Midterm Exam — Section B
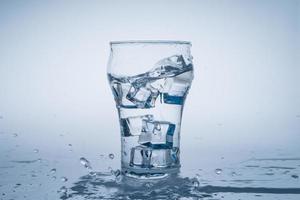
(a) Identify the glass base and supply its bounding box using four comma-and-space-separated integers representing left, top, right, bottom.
121, 164, 180, 179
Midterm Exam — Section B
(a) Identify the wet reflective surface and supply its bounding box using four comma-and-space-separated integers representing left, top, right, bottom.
0, 127, 300, 200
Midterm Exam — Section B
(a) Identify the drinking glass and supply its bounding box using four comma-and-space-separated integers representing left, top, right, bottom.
107, 40, 194, 178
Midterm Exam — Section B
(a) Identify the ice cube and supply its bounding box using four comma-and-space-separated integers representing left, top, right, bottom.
110, 81, 137, 108
148, 55, 191, 78
120, 115, 153, 136
129, 146, 173, 168
163, 70, 193, 105
138, 120, 175, 149
130, 145, 152, 168
170, 147, 180, 164
126, 85, 159, 108
151, 149, 172, 167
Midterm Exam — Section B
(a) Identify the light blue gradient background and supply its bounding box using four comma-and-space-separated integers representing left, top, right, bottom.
0, 0, 299, 198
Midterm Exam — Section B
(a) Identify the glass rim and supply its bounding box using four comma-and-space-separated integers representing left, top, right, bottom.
110, 40, 191, 45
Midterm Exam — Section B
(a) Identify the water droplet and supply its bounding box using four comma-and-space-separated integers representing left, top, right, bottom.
89, 171, 97, 176
58, 186, 67, 194
13, 133, 18, 137
33, 149, 39, 153
52, 176, 56, 180
79, 157, 92, 170
291, 174, 299, 179
112, 169, 121, 177
215, 168, 222, 175
191, 178, 199, 187
196, 173, 201, 179
61, 177, 68, 182
68, 144, 72, 147
49, 168, 56, 174
231, 171, 237, 176
109, 153, 115, 159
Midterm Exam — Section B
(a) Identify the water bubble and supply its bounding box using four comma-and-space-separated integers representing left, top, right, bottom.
52, 176, 56, 180
13, 133, 18, 137
61, 177, 68, 182
215, 168, 222, 175
79, 157, 92, 170
231, 171, 237, 176
33, 149, 39, 153
50, 168, 56, 174
291, 174, 299, 179
109, 153, 115, 159
68, 144, 72, 147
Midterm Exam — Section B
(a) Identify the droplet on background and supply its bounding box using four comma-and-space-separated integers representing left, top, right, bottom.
109, 153, 115, 159
50, 168, 56, 174
80, 157, 92, 170
33, 149, 39, 153
61, 177, 68, 182
215, 168, 222, 175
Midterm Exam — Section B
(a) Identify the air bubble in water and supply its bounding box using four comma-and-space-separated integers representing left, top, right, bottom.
33, 149, 39, 153
13, 133, 18, 137
61, 177, 68, 182
79, 157, 92, 170
109, 153, 115, 159
215, 168, 222, 175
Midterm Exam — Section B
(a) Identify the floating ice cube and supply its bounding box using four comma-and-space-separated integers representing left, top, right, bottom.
126, 85, 159, 108
139, 120, 175, 149
130, 145, 152, 168
163, 70, 193, 105
148, 55, 189, 78
120, 115, 153, 136
151, 149, 172, 167
130, 146, 173, 168
110, 81, 137, 108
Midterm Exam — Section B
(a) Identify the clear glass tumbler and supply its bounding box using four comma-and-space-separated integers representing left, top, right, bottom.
107, 40, 194, 178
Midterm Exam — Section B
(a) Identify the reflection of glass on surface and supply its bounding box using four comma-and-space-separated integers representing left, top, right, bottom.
107, 40, 194, 178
